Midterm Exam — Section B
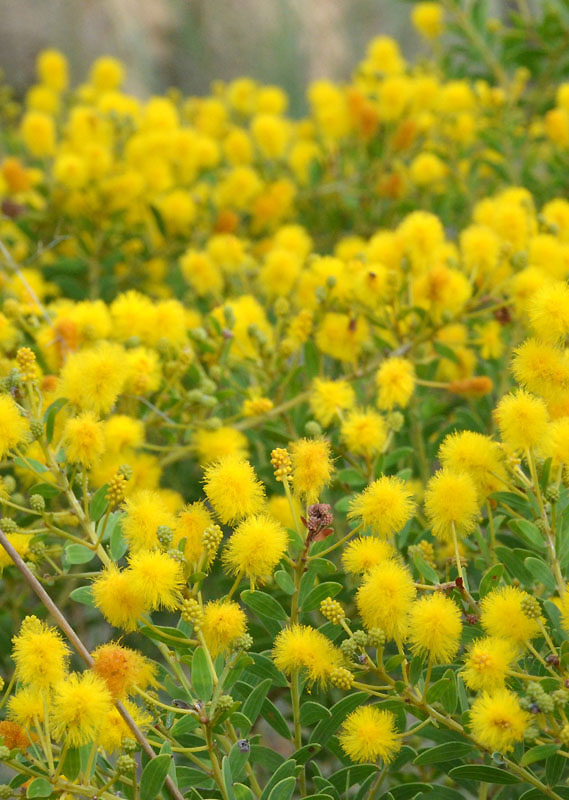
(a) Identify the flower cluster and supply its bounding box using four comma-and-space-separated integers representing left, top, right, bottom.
2, 3, 569, 799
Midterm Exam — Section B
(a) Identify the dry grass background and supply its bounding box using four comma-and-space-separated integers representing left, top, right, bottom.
0, 0, 415, 112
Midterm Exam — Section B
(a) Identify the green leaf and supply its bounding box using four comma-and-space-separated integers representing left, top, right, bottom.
27, 778, 53, 798
412, 550, 439, 584
44, 397, 68, 444
414, 742, 474, 765
242, 678, 272, 725
546, 751, 565, 785
61, 746, 81, 781
292, 743, 321, 765
110, 516, 127, 561
250, 745, 285, 773
14, 456, 48, 474
301, 582, 343, 612
261, 696, 292, 740
419, 790, 464, 800
140, 754, 172, 800
409, 653, 424, 686
520, 790, 569, 800
329, 765, 377, 790
170, 715, 200, 737
520, 742, 560, 766
433, 341, 460, 363
64, 544, 95, 565
89, 484, 109, 522
222, 756, 236, 800
508, 520, 546, 552
69, 585, 94, 606
274, 569, 295, 595
268, 777, 296, 800
448, 764, 520, 784
246, 652, 289, 688
234, 784, 255, 800
29, 482, 60, 499
228, 742, 251, 782
300, 701, 331, 726
495, 546, 532, 584
304, 340, 320, 379
260, 760, 296, 800
310, 692, 369, 745
177, 766, 213, 789
139, 625, 193, 650
524, 556, 556, 591
478, 563, 504, 598
426, 677, 450, 704
192, 647, 213, 701
337, 468, 366, 488
383, 783, 432, 799
241, 590, 287, 622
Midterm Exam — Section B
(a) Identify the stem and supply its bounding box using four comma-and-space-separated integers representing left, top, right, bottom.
290, 670, 307, 796
422, 653, 434, 702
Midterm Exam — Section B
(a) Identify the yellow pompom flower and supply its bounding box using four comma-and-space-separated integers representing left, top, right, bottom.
8, 687, 46, 728
12, 616, 69, 690
424, 469, 479, 542
290, 437, 333, 503
494, 389, 549, 452
194, 426, 248, 465
411, 2, 444, 39
357, 560, 416, 642
376, 358, 415, 410
203, 455, 265, 524
348, 476, 415, 538
92, 565, 149, 632
0, 395, 29, 459
52, 672, 113, 747
89, 56, 124, 92
98, 700, 151, 754
462, 637, 517, 691
315, 313, 369, 363
342, 537, 395, 575
0, 533, 31, 569
511, 338, 569, 403
223, 514, 289, 582
92, 642, 156, 700
63, 412, 105, 467
37, 49, 69, 91
438, 431, 507, 500
480, 586, 540, 648
273, 624, 342, 686
201, 600, 247, 657
61, 343, 127, 415
21, 111, 56, 157
408, 593, 462, 663
121, 490, 176, 552
469, 689, 529, 753
128, 550, 183, 611
339, 706, 401, 764
529, 281, 569, 344
544, 418, 569, 466
309, 378, 356, 426
173, 502, 213, 565
341, 408, 387, 458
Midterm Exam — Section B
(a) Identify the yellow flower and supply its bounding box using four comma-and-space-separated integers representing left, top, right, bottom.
52, 672, 113, 747
61, 343, 127, 415
494, 389, 549, 452
424, 469, 479, 542
290, 438, 333, 503
376, 358, 415, 410
172, 502, 213, 565
0, 533, 31, 569
437, 431, 507, 500
203, 455, 265, 524
92, 565, 149, 632
469, 689, 529, 754
341, 408, 387, 458
242, 397, 274, 417
315, 313, 369, 363
201, 600, 247, 657
121, 490, 176, 552
408, 593, 462, 663
309, 378, 356, 426
348, 476, 415, 538
63, 412, 105, 467
98, 700, 150, 754
92, 642, 156, 700
37, 49, 68, 91
128, 550, 183, 611
529, 281, 569, 344
511, 339, 569, 402
339, 706, 401, 764
194, 426, 248, 465
223, 514, 289, 582
462, 637, 517, 691
342, 537, 395, 575
411, 2, 444, 39
12, 616, 69, 690
8, 687, 45, 728
480, 586, 540, 648
273, 624, 342, 686
21, 111, 56, 157
0, 395, 29, 459
357, 560, 416, 642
